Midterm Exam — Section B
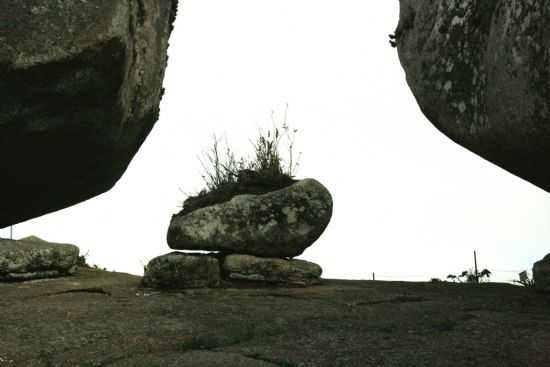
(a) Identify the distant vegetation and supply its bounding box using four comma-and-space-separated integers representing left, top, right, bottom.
76, 251, 107, 271
179, 120, 301, 215
513, 271, 535, 287
446, 269, 492, 283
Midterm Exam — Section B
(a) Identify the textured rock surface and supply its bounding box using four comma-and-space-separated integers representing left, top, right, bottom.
0, 0, 178, 227
222, 254, 322, 286
2, 268, 550, 366
0, 236, 79, 281
142, 252, 221, 289
168, 179, 333, 258
396, 0, 550, 192
533, 253, 550, 292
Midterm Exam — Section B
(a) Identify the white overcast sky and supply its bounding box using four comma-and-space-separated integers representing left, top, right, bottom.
4, 1, 550, 282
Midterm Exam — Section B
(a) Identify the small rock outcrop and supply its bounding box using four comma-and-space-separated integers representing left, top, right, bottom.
395, 0, 550, 192
0, 0, 178, 227
0, 236, 79, 281
533, 254, 550, 292
222, 254, 322, 286
142, 252, 220, 289
167, 179, 333, 258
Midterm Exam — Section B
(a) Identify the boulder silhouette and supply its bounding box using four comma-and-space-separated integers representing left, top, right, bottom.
0, 0, 178, 227
395, 0, 550, 192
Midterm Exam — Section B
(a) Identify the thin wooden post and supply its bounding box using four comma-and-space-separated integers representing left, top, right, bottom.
9, 226, 13, 240
474, 250, 479, 284
372, 272, 375, 281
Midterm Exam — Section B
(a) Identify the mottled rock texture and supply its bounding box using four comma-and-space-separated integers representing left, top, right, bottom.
396, 0, 550, 191
0, 0, 178, 227
0, 236, 79, 281
167, 179, 333, 258
4, 268, 549, 366
533, 253, 550, 292
222, 254, 322, 286
142, 252, 221, 289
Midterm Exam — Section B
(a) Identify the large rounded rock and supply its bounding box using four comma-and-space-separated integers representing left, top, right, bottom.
533, 254, 550, 292
222, 254, 322, 286
395, 0, 550, 192
0, 236, 79, 281
142, 252, 221, 289
0, 0, 178, 227
167, 179, 333, 258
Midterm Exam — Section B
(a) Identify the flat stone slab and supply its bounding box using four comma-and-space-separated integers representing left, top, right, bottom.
168, 178, 333, 258
222, 254, 322, 286
0, 236, 79, 281
1, 268, 548, 366
142, 252, 220, 289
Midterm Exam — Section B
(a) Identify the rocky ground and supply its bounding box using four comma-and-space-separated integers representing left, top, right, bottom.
1, 268, 549, 367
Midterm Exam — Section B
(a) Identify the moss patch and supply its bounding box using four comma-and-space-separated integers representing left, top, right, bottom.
178, 169, 296, 216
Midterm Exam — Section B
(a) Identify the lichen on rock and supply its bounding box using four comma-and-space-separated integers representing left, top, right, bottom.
0, 0, 179, 227
167, 179, 333, 258
222, 254, 322, 286
142, 252, 221, 289
396, 0, 550, 192
0, 236, 80, 281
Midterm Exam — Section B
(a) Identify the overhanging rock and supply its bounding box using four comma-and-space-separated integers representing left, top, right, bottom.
0, 0, 178, 227
395, 0, 550, 192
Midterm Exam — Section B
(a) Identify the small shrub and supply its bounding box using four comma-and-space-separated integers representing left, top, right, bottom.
77, 251, 107, 271
447, 269, 491, 283
76, 251, 91, 268
446, 274, 458, 282
179, 119, 301, 215
513, 270, 535, 287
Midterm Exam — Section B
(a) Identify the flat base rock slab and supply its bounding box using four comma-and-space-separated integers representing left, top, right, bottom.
533, 254, 550, 292
168, 178, 333, 258
0, 236, 79, 281
142, 252, 220, 289
222, 254, 322, 286
1, 268, 549, 367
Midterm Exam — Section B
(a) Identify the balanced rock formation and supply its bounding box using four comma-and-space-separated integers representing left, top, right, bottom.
167, 179, 333, 258
395, 0, 550, 192
222, 254, 322, 286
0, 0, 178, 227
533, 254, 550, 292
0, 236, 79, 281
142, 252, 221, 289
144, 178, 331, 289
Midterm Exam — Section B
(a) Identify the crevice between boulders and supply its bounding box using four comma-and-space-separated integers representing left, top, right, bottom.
350, 295, 426, 307
32, 287, 112, 298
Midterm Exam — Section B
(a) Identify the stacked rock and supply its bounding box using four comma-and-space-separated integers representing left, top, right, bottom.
0, 236, 80, 281
142, 178, 333, 289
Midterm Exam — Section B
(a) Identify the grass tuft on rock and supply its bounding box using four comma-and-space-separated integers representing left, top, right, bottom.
179, 122, 300, 216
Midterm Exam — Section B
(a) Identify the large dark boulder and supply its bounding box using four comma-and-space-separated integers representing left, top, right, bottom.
395, 0, 550, 192
0, 0, 178, 227
533, 254, 550, 292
